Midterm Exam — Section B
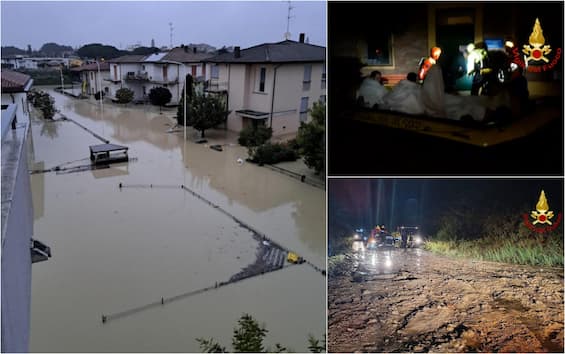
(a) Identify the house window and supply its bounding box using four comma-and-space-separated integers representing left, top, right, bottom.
163, 65, 168, 81
321, 65, 326, 89
258, 67, 266, 92
367, 32, 393, 66
319, 95, 326, 104
303, 64, 312, 91
299, 97, 309, 122
142, 86, 146, 95
91, 72, 94, 80
113, 65, 118, 81
142, 65, 145, 71
211, 65, 219, 79
191, 65, 197, 77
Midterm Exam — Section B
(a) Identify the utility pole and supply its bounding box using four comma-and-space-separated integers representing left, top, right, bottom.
169, 22, 174, 49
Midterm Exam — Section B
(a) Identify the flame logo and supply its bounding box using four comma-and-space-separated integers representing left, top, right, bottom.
529, 18, 546, 46
536, 190, 549, 212
531, 190, 554, 225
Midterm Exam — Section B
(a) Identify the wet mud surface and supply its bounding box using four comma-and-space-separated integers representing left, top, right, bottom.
328, 249, 564, 353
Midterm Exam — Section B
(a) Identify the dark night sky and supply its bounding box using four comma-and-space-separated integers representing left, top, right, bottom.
329, 179, 564, 234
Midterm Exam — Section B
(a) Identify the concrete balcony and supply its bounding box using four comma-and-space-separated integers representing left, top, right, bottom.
125, 72, 149, 82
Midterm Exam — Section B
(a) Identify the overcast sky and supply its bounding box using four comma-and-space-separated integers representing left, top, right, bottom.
1, 0, 326, 50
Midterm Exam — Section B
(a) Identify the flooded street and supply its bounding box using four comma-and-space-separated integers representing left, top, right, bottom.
28, 89, 325, 352
328, 248, 564, 353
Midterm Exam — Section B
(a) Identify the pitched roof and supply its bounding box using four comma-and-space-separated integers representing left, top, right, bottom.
205, 40, 325, 63
107, 55, 147, 63
70, 62, 110, 72
1, 70, 33, 92
161, 47, 214, 63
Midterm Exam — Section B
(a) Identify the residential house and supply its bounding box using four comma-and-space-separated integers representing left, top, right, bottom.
1, 55, 24, 69
106, 48, 212, 104
203, 35, 326, 137
105, 55, 147, 100
70, 62, 110, 95
1, 70, 33, 123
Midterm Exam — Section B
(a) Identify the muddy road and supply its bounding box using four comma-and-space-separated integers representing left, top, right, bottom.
328, 248, 564, 353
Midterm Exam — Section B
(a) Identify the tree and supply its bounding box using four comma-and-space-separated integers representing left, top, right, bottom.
196, 314, 324, 353
115, 88, 134, 104
1, 46, 26, 56
148, 86, 172, 112
296, 101, 325, 174
132, 46, 160, 55
232, 314, 268, 352
28, 90, 56, 120
307, 334, 326, 353
76, 43, 122, 59
39, 42, 74, 57
186, 92, 229, 138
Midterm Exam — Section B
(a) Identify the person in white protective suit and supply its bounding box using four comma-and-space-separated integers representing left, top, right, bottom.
421, 64, 509, 121
381, 72, 425, 115
356, 71, 388, 108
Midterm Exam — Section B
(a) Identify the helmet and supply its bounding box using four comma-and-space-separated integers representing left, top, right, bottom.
431, 47, 442, 60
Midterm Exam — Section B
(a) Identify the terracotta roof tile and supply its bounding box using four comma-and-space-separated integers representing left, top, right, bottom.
1, 70, 32, 92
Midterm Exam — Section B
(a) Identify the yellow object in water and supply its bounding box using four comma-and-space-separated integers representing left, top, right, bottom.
287, 252, 301, 264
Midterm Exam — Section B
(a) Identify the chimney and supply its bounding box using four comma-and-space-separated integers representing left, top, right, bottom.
234, 46, 241, 58
184, 46, 188, 53
299, 33, 305, 43
193, 47, 197, 54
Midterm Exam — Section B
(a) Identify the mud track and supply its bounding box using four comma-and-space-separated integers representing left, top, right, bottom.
328, 249, 563, 353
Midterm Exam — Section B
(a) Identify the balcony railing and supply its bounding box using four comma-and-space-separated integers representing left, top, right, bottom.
125, 72, 149, 81
204, 80, 229, 92
149, 77, 179, 85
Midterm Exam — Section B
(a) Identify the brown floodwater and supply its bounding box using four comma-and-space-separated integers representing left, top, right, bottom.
28, 89, 325, 352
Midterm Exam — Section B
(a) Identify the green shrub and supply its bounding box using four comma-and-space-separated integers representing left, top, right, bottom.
115, 87, 134, 104
238, 125, 273, 147
249, 142, 298, 165
296, 102, 325, 174
28, 90, 56, 119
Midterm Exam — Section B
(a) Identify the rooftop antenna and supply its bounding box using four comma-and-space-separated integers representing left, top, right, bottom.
169, 22, 174, 49
284, 0, 294, 40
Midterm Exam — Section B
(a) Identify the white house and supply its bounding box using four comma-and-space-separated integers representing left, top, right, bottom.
70, 62, 110, 95
105, 54, 146, 101
203, 35, 326, 137
106, 47, 212, 104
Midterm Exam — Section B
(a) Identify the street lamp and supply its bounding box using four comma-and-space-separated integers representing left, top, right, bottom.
96, 59, 104, 112
60, 64, 65, 93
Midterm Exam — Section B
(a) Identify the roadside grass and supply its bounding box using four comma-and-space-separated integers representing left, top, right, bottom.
425, 231, 563, 267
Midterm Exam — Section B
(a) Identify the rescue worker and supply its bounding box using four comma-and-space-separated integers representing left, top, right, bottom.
401, 228, 408, 249
418, 46, 442, 81
466, 42, 490, 95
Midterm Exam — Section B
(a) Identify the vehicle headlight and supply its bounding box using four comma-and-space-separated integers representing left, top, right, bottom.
414, 236, 422, 244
